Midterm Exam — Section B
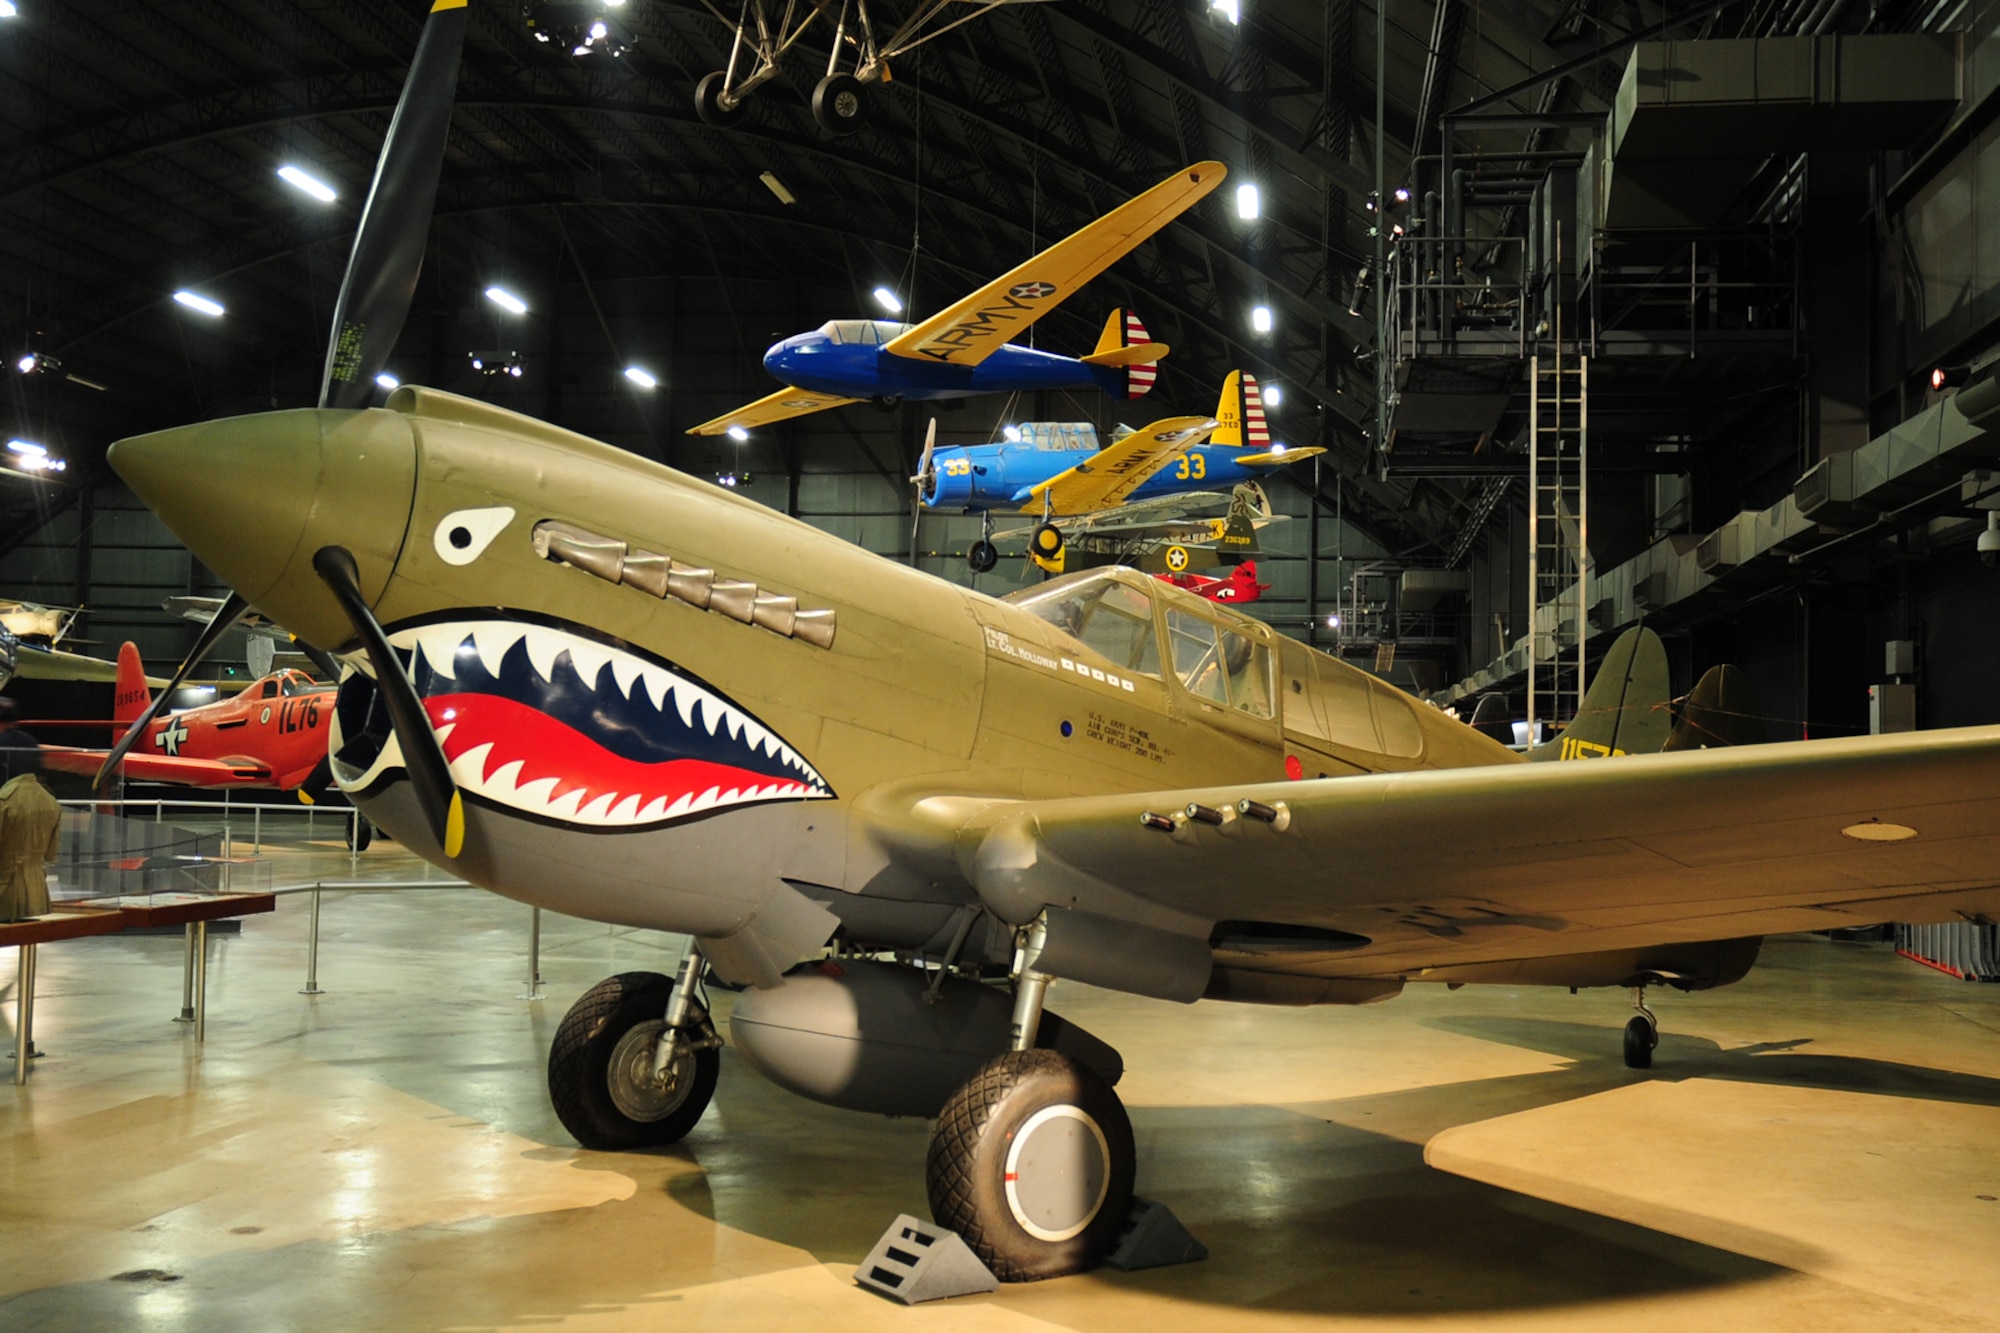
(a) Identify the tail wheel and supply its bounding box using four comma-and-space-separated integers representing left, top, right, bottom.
695, 71, 747, 128
549, 971, 720, 1149
968, 539, 1000, 574
1030, 523, 1064, 560
925, 1050, 1135, 1282
346, 815, 372, 853
812, 73, 869, 135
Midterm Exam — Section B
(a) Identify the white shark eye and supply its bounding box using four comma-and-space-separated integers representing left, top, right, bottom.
434, 506, 516, 566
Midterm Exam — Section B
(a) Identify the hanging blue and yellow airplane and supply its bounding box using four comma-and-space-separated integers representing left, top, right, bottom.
914, 371, 1324, 572
686, 161, 1225, 437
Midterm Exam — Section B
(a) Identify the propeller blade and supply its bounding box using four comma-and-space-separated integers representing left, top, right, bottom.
93, 592, 249, 790
909, 419, 936, 568
293, 637, 343, 684
318, 0, 469, 410
295, 754, 336, 806
310, 546, 463, 858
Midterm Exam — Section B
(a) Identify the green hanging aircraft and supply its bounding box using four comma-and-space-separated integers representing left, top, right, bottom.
100, 0, 2000, 1284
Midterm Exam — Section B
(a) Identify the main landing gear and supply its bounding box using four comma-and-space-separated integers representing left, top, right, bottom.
1623, 984, 1660, 1069
549, 949, 721, 1149
924, 921, 1136, 1280
968, 510, 999, 574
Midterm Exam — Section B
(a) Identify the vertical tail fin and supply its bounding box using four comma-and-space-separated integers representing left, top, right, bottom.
1662, 665, 1767, 749
1528, 626, 1672, 761
113, 642, 151, 726
1082, 309, 1161, 399
1220, 481, 1264, 552
1210, 371, 1270, 448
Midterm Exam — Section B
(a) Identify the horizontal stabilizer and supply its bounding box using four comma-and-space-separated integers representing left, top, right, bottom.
1080, 342, 1169, 368
1232, 447, 1325, 467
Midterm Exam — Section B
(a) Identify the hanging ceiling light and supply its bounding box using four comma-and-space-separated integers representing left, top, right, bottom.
872, 287, 903, 315
277, 164, 338, 203
1251, 305, 1273, 334
485, 286, 528, 315
173, 290, 225, 317
624, 366, 658, 389
1235, 183, 1260, 220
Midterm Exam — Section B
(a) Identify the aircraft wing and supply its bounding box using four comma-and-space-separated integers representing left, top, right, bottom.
40, 747, 273, 787
955, 726, 2000, 984
881, 162, 1225, 367
13, 643, 171, 688
687, 386, 863, 437
1018, 416, 1217, 516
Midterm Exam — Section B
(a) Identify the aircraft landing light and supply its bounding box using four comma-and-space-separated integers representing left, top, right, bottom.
173, 290, 225, 317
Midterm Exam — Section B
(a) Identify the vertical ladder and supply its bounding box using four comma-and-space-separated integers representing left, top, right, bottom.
1525, 350, 1588, 735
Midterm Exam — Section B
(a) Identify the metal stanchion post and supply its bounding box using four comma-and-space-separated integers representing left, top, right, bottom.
174, 924, 197, 1023
12, 943, 37, 1085
300, 888, 323, 995
518, 907, 545, 1001
194, 921, 208, 1043
254, 806, 262, 854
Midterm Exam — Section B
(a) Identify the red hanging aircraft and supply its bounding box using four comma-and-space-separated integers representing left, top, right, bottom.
1155, 559, 1270, 605
40, 643, 336, 794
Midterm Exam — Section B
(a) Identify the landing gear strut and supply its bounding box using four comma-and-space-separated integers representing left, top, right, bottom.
1623, 985, 1659, 1069
924, 918, 1135, 1281
548, 949, 722, 1149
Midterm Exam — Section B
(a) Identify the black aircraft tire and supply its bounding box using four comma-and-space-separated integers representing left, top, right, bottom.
695, 71, 747, 129
813, 73, 869, 135
549, 972, 720, 1150
925, 1049, 1135, 1282
1623, 1015, 1656, 1069
968, 540, 1000, 574
346, 816, 372, 853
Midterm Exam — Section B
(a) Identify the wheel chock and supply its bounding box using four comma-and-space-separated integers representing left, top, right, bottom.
853, 1214, 999, 1303
1103, 1196, 1208, 1271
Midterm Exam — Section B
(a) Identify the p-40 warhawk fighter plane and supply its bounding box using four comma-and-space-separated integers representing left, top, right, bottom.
918, 371, 1324, 571
687, 160, 1225, 438
106, 0, 2000, 1287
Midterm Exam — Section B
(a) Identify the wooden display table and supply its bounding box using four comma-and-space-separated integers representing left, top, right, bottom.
2, 909, 127, 1085
78, 893, 277, 1043
6, 894, 279, 1083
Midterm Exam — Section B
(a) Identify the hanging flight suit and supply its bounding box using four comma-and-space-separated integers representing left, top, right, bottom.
0, 773, 61, 922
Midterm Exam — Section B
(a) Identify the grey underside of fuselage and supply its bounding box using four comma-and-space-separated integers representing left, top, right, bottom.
356, 780, 987, 955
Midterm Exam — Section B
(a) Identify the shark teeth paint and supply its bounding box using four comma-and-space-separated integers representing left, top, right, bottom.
331, 616, 831, 829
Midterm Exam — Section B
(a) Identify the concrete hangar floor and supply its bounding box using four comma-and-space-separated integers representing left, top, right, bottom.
3, 849, 1998, 1331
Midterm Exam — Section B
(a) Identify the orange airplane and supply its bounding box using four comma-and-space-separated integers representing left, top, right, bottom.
41, 642, 336, 795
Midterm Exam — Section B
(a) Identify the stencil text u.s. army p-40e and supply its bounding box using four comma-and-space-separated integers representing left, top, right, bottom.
104, 0, 2000, 1285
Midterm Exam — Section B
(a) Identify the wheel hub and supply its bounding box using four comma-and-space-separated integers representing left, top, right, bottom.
607, 1020, 694, 1123
834, 90, 859, 117
1002, 1104, 1111, 1242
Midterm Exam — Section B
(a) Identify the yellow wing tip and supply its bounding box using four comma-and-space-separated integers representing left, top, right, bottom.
444, 792, 466, 858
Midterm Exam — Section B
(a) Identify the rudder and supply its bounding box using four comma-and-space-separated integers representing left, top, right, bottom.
1210, 371, 1269, 448
113, 641, 150, 726
1527, 626, 1672, 761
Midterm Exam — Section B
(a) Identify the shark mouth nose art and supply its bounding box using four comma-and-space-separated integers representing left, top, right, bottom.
331, 614, 832, 828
